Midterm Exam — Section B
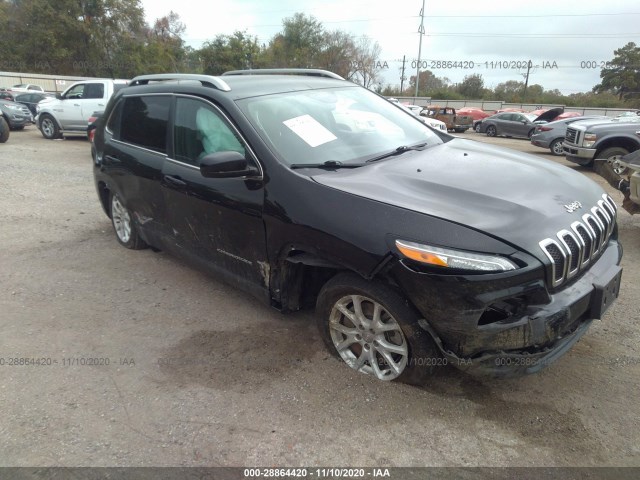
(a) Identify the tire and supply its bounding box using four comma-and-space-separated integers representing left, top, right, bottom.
39, 113, 61, 139
316, 272, 440, 385
527, 129, 535, 140
599, 147, 630, 176
454, 128, 467, 133
0, 117, 9, 143
549, 138, 564, 156
486, 125, 497, 137
474, 122, 482, 133
109, 192, 147, 250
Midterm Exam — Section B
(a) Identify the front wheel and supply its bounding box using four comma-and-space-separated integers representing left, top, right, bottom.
486, 125, 497, 137
599, 147, 630, 176
110, 192, 147, 250
549, 138, 564, 156
527, 129, 535, 140
39, 114, 61, 139
474, 123, 482, 133
316, 273, 440, 384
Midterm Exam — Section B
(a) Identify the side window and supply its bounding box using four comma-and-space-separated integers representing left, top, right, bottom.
83, 84, 104, 99
106, 99, 123, 136
65, 84, 85, 99
173, 97, 246, 166
120, 96, 171, 154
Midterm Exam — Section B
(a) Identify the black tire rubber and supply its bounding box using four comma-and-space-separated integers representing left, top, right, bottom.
527, 129, 535, 140
474, 122, 482, 133
0, 117, 9, 143
549, 138, 564, 156
486, 125, 497, 137
39, 113, 61, 139
109, 191, 147, 250
316, 272, 441, 385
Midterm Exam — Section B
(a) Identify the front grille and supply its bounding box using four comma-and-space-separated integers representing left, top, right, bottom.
565, 127, 579, 145
539, 194, 617, 288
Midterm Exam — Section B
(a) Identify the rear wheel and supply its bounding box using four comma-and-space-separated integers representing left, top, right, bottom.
109, 192, 147, 250
486, 125, 497, 137
599, 147, 630, 176
549, 138, 564, 156
316, 273, 441, 385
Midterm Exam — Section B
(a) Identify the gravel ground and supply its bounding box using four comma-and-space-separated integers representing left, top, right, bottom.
0, 128, 639, 467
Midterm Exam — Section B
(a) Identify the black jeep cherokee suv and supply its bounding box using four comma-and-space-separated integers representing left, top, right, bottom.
93, 70, 623, 382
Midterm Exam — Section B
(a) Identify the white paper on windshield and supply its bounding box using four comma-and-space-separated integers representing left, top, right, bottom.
283, 115, 337, 147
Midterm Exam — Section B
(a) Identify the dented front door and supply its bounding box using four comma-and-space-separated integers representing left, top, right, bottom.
160, 96, 268, 296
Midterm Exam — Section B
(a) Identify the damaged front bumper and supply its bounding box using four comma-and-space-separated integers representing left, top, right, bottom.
393, 240, 623, 377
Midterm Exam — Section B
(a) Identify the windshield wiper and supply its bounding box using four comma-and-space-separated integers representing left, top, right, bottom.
290, 160, 364, 169
365, 143, 428, 164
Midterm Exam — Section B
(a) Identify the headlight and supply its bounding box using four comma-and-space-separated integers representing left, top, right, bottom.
3, 104, 22, 111
395, 240, 517, 272
583, 132, 597, 148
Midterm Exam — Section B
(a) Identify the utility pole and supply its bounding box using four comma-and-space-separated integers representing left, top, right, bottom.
415, 0, 425, 99
522, 60, 532, 99
400, 55, 407, 92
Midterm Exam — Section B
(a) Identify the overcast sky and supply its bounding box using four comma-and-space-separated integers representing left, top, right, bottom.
141, 0, 640, 95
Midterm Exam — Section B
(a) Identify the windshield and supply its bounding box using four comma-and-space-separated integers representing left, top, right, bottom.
237, 86, 443, 167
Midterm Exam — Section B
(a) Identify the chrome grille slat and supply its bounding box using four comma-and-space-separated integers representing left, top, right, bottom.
565, 127, 578, 144
539, 194, 616, 288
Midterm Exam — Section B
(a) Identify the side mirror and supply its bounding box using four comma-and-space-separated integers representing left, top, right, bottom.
56, 93, 63, 100
199, 151, 259, 178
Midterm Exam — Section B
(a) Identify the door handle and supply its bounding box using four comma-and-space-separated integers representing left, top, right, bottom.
163, 175, 187, 188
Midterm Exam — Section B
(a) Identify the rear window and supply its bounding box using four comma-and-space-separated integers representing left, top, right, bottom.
120, 96, 171, 154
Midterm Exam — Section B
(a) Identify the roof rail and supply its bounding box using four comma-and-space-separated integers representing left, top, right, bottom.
128, 74, 231, 92
222, 68, 344, 80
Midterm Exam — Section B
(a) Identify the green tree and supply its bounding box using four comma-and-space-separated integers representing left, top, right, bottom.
594, 42, 640, 101
267, 13, 325, 67
493, 80, 525, 102
457, 74, 484, 98
198, 31, 262, 75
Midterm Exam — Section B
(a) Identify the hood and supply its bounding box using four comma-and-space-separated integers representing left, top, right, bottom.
571, 116, 640, 131
312, 139, 607, 257
533, 107, 564, 123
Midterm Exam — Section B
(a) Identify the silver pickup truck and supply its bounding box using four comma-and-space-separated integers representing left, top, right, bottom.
35, 79, 127, 139
563, 116, 640, 174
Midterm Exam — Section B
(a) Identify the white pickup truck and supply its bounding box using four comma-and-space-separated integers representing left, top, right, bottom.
35, 79, 127, 139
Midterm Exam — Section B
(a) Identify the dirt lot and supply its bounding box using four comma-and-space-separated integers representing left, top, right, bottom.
1, 127, 639, 468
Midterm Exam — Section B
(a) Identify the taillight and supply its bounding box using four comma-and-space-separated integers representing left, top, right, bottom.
89, 129, 95, 143
538, 126, 553, 132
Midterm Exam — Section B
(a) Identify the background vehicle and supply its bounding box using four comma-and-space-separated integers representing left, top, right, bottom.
595, 150, 640, 215
479, 108, 563, 139
0, 99, 33, 130
0, 91, 15, 101
13, 92, 55, 116
10, 83, 44, 93
531, 116, 607, 156
457, 107, 491, 132
423, 106, 473, 132
563, 117, 640, 174
35, 79, 127, 139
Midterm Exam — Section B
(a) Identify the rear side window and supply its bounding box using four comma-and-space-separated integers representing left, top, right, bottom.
120, 96, 171, 154
84, 83, 104, 99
